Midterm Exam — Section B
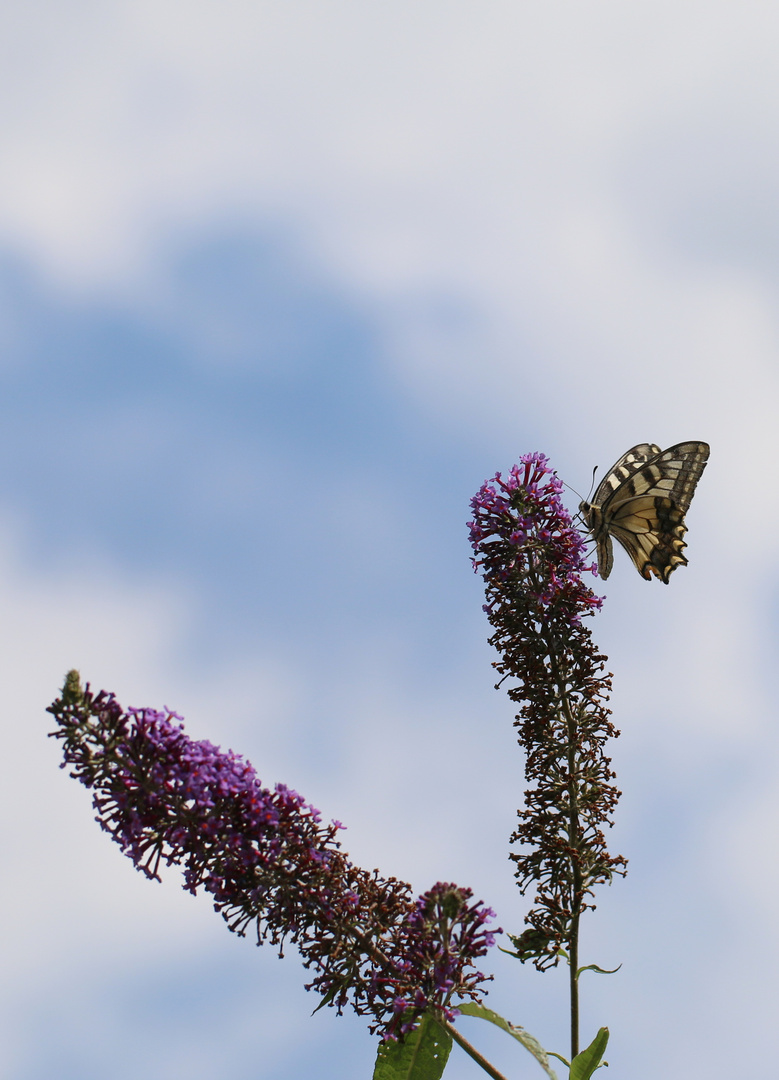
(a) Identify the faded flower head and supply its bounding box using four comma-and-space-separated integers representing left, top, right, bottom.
48, 672, 497, 1037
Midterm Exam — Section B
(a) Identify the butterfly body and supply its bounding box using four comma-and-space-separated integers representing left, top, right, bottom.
579, 441, 710, 582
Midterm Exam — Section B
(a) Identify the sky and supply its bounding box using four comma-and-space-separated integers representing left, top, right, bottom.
1, 3, 778, 1078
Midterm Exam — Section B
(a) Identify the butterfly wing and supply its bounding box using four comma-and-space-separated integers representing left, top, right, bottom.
581, 444, 662, 579
580, 441, 710, 582
607, 493, 690, 582
589, 443, 662, 507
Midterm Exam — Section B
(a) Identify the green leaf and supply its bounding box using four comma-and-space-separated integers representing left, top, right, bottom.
310, 983, 339, 1015
569, 1028, 609, 1080
576, 963, 621, 978
372, 1015, 452, 1080
457, 1002, 559, 1079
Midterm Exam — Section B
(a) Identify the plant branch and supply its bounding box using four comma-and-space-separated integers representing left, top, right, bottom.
444, 1021, 509, 1080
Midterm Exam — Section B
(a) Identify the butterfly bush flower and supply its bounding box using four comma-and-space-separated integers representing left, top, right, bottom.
48, 672, 496, 1039
468, 454, 626, 977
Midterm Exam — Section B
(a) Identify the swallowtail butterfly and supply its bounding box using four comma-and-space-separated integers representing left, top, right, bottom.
579, 442, 710, 582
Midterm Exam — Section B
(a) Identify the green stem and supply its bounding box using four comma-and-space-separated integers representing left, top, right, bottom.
564, 692, 582, 1062
568, 908, 580, 1060
534, 585, 583, 1062
444, 1021, 509, 1080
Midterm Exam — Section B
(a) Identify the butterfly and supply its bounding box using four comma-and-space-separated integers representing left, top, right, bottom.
579, 442, 710, 582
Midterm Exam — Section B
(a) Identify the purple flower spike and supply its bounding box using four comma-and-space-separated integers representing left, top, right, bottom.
48, 672, 497, 1037
469, 455, 626, 969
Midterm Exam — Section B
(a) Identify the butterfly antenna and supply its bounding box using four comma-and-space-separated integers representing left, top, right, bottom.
585, 465, 598, 503
562, 465, 598, 506
561, 465, 599, 505
564, 465, 599, 531
561, 478, 585, 501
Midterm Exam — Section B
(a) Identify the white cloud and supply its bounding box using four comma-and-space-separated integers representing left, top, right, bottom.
2, 3, 778, 457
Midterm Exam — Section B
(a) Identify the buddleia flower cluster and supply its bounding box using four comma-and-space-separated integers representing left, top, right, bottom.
48, 672, 497, 1039
468, 453, 626, 970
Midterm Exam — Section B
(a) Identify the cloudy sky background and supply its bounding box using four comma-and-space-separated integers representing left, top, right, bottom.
1, 3, 777, 1078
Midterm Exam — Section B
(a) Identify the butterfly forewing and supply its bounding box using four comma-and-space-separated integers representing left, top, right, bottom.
589, 443, 661, 508
580, 441, 709, 582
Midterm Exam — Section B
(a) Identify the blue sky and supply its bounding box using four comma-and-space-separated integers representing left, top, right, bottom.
2, 4, 779, 1079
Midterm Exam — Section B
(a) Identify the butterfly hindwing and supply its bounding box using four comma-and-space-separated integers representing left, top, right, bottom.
580, 441, 709, 583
